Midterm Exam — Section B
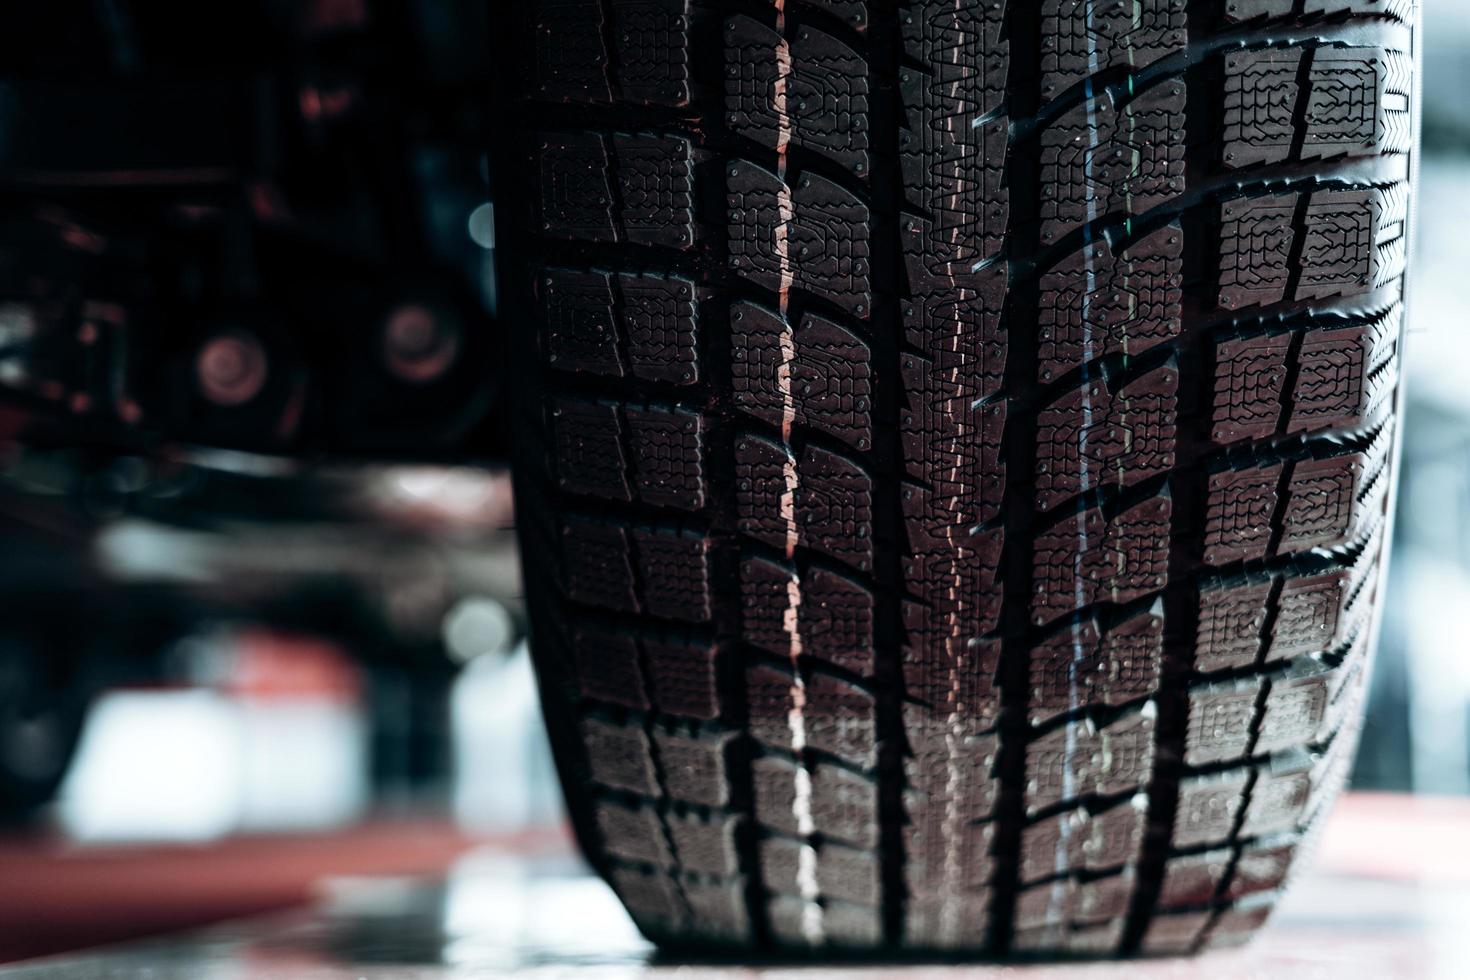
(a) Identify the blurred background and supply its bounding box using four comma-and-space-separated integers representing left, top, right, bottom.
0, 0, 1465, 966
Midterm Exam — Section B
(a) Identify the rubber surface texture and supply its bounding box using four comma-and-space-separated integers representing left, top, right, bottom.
495, 0, 1417, 957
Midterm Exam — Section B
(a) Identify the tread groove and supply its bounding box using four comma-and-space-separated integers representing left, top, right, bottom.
867, 0, 909, 948
988, 0, 1042, 956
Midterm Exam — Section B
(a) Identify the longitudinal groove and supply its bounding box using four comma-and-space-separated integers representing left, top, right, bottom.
1118, 22, 1210, 931
1191, 675, 1271, 951
988, 0, 1040, 957
867, 0, 909, 949
632, 633, 699, 923
702, 0, 773, 944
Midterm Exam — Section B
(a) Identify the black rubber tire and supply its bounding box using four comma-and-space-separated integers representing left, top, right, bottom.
494, 0, 1418, 957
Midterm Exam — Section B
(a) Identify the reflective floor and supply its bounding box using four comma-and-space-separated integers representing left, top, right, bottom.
5, 794, 1470, 979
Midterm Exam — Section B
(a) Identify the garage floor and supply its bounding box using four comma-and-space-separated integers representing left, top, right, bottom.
2, 794, 1466, 979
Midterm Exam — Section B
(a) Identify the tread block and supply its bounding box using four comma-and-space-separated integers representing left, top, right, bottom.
899, 257, 1007, 402
1156, 847, 1231, 910
596, 798, 673, 867
768, 896, 883, 947
1185, 678, 1262, 766
583, 717, 658, 795
902, 813, 996, 906
741, 558, 875, 675
1029, 609, 1165, 725
727, 163, 872, 316
822, 900, 885, 946
1015, 869, 1136, 932
668, 810, 741, 877
1290, 321, 1397, 435
530, 0, 612, 103
1031, 495, 1172, 626
534, 133, 695, 248
1186, 651, 1362, 764
541, 272, 700, 384
536, 133, 616, 241
1218, 186, 1407, 310
1241, 759, 1315, 838
1202, 464, 1282, 566
1217, 192, 1295, 310
625, 406, 706, 510
572, 628, 648, 710
541, 270, 621, 377
1277, 454, 1367, 555
612, 134, 697, 249
1172, 769, 1250, 847
551, 399, 631, 501
620, 276, 701, 384
809, 0, 869, 29
608, 865, 682, 929
1040, 0, 1186, 98
900, 359, 1006, 521
1224, 841, 1297, 902
655, 728, 734, 808
747, 664, 877, 767
1202, 897, 1276, 949
1035, 365, 1178, 512
903, 720, 1000, 820
1038, 224, 1184, 380
631, 528, 713, 622
902, 526, 1006, 670
645, 637, 721, 719
1084, 797, 1150, 872
901, 722, 998, 915
904, 894, 991, 951
1014, 918, 1125, 955
563, 520, 640, 613
531, 0, 692, 106
561, 521, 712, 621
608, 869, 752, 944
1025, 707, 1156, 813
550, 399, 707, 510
752, 755, 878, 848
1255, 664, 1339, 755
1196, 568, 1360, 673
900, 1, 1009, 266
1039, 81, 1186, 243
609, 0, 692, 107
683, 878, 752, 942
1272, 571, 1356, 659
731, 303, 873, 450
1139, 909, 1212, 954
902, 637, 1002, 726
1194, 580, 1272, 673
735, 436, 875, 570
1211, 332, 1292, 445
569, 627, 719, 720
732, 434, 810, 554
824, 839, 881, 908
725, 18, 870, 177
1019, 796, 1148, 882
1223, 47, 1412, 169
1214, 319, 1398, 446
761, 836, 880, 907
